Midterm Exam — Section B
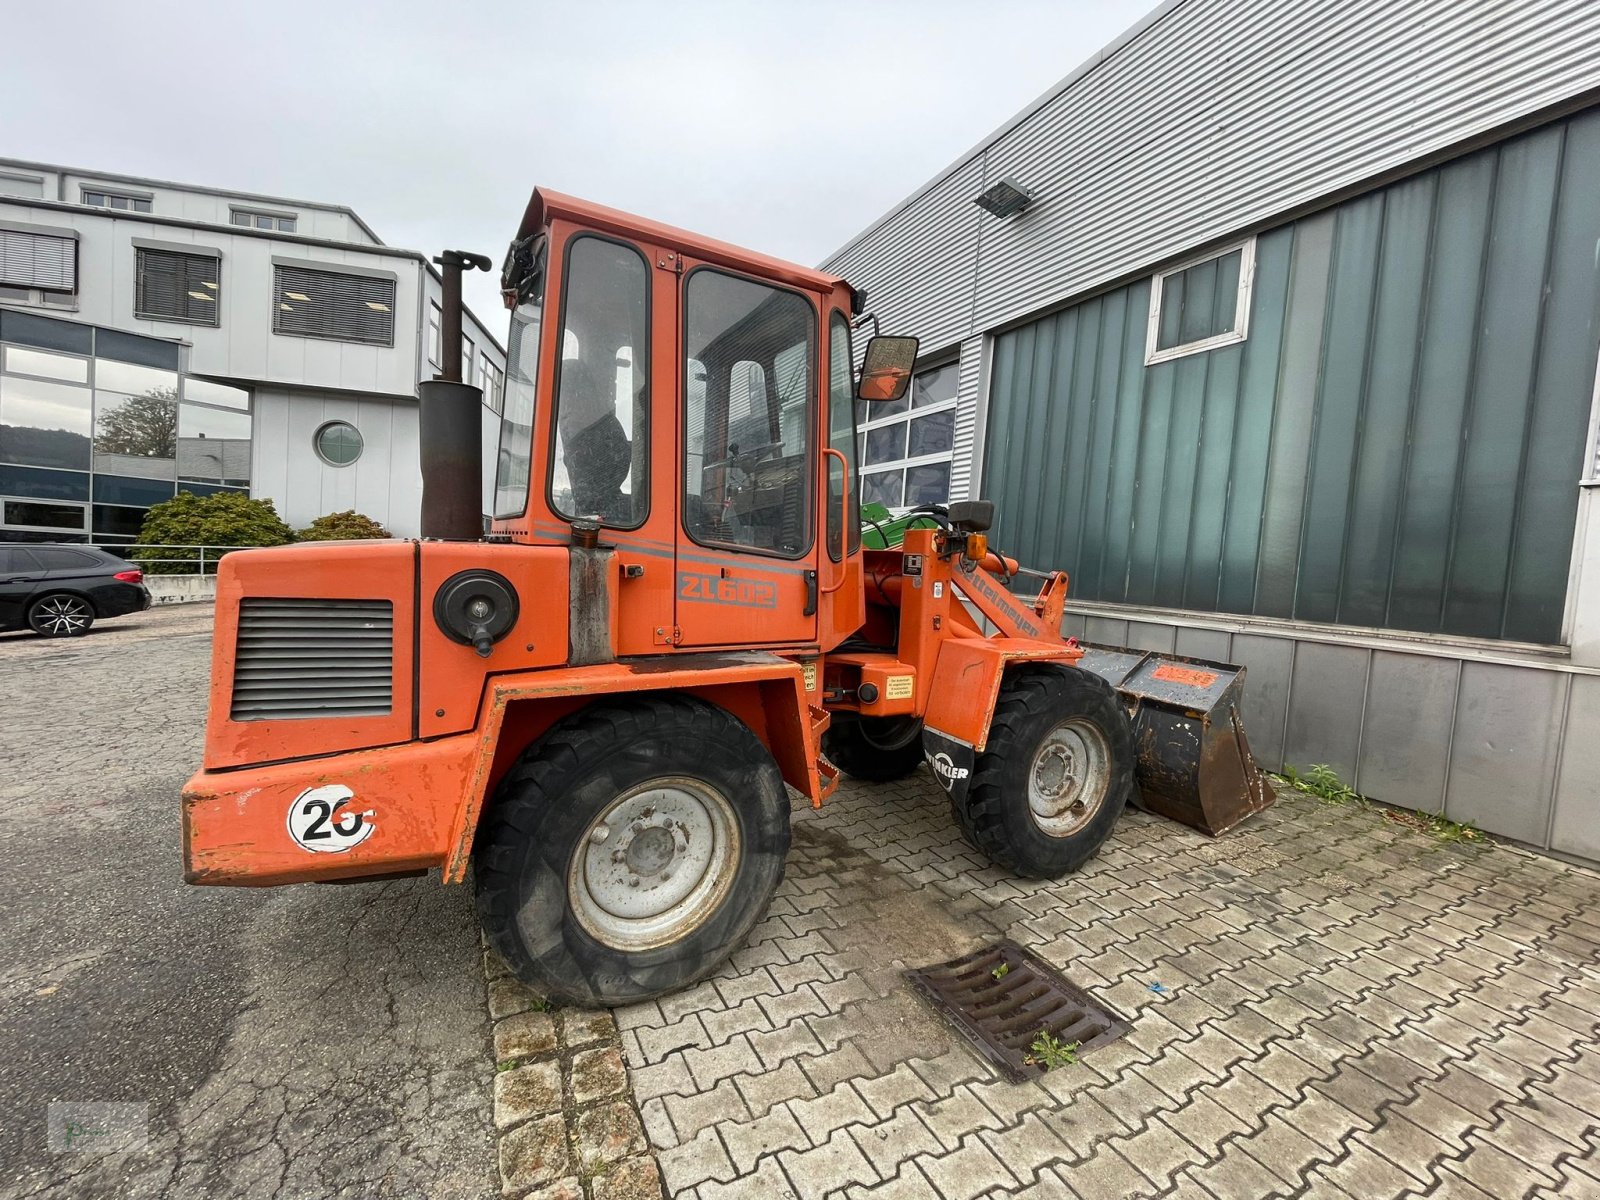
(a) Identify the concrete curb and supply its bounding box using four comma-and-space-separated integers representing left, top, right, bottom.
482, 940, 666, 1200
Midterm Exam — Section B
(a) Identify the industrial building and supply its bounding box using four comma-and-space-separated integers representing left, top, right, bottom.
824, 0, 1600, 862
0, 160, 505, 543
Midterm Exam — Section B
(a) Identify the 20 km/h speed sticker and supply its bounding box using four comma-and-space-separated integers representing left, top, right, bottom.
286, 784, 375, 853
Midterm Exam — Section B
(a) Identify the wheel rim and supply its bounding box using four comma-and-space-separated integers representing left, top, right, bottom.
1027, 718, 1112, 838
568, 777, 741, 952
32, 596, 90, 636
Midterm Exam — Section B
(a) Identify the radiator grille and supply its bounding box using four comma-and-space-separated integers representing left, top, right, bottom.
230, 598, 394, 722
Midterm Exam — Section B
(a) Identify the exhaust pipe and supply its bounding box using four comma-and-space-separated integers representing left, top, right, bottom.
419, 249, 493, 541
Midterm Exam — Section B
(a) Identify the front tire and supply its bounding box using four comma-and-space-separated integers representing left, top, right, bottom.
821, 714, 925, 782
28, 593, 94, 638
474, 695, 790, 1007
953, 666, 1133, 878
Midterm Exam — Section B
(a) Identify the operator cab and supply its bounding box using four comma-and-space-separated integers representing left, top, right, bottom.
491, 188, 915, 656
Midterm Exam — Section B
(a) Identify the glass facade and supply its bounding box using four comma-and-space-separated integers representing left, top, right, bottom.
0, 310, 251, 544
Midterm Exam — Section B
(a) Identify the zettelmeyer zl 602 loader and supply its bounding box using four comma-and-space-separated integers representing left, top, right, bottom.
183, 189, 1274, 1005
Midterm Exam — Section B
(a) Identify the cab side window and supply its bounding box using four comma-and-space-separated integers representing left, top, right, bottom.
826, 310, 860, 560
550, 236, 650, 527
683, 270, 814, 557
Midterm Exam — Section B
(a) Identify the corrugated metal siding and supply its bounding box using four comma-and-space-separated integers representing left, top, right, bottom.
825, 157, 984, 356
1059, 604, 1596, 860
823, 0, 1600, 522
825, 0, 1600, 337
984, 110, 1600, 646
947, 337, 984, 500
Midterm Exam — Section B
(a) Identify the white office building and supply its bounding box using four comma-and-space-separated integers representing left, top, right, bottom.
0, 159, 506, 544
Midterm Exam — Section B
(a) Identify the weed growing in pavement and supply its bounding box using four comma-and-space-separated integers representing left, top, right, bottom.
1276, 764, 1492, 848
992, 962, 1009, 981
1278, 763, 1363, 807
1027, 1031, 1080, 1070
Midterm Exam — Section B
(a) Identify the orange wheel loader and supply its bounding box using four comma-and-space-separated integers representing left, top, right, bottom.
182, 189, 1273, 1006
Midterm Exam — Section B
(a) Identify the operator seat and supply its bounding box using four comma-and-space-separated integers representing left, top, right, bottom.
558, 359, 632, 521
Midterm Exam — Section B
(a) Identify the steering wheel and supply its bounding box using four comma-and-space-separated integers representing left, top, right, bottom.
704, 440, 785, 473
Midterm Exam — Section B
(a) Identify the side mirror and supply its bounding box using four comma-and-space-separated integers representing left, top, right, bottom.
856, 335, 919, 403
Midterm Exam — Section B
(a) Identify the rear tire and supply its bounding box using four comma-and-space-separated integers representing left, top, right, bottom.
821, 714, 925, 782
953, 666, 1133, 879
474, 695, 790, 1007
28, 593, 94, 638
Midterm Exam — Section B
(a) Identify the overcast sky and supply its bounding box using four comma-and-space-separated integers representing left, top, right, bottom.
3, 0, 1151, 335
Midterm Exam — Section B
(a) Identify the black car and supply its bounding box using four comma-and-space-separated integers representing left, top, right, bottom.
0, 545, 152, 638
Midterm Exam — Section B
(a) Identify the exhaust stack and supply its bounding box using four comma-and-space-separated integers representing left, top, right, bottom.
419, 249, 493, 541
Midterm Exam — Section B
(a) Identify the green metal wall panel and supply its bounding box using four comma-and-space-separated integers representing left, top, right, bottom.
984, 110, 1600, 645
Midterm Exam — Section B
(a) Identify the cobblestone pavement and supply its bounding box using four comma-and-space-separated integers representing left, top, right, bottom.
0, 605, 497, 1199
616, 771, 1600, 1200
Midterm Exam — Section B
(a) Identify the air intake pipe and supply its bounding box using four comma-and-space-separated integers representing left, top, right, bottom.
419, 249, 493, 542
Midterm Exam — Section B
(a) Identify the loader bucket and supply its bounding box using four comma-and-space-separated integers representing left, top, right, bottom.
1074, 645, 1276, 837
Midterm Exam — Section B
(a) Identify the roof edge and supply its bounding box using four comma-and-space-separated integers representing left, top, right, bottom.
819, 0, 1192, 270
0, 155, 388, 247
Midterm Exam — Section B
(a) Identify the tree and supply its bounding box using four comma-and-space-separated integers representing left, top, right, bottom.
298, 510, 392, 541
95, 387, 178, 458
134, 491, 293, 574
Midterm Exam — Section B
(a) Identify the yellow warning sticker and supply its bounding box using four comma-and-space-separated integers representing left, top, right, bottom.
801, 661, 818, 692
885, 675, 914, 700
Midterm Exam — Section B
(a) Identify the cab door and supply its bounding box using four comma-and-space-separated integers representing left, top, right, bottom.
674, 260, 820, 649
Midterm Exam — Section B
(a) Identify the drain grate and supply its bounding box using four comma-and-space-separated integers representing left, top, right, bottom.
905, 939, 1131, 1082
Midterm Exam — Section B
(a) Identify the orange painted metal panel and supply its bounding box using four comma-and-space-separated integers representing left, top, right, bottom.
417, 541, 571, 738
202, 541, 417, 770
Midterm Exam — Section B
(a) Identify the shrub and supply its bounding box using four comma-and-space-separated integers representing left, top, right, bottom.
133, 491, 294, 573
298, 510, 392, 542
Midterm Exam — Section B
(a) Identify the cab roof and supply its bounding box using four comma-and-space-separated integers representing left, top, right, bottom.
515, 188, 848, 298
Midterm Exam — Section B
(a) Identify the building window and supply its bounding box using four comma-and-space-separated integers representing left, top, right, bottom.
461, 334, 475, 379
1144, 238, 1256, 365
0, 229, 77, 294
314, 420, 362, 466
427, 302, 442, 368
3, 498, 87, 532
0, 311, 250, 544
135, 249, 220, 326
479, 357, 504, 414
82, 189, 152, 214
0, 173, 45, 199
231, 208, 296, 233
273, 265, 395, 346
858, 359, 956, 510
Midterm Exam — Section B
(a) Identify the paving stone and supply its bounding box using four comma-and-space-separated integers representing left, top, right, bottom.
575, 1100, 648, 1167
851, 1106, 944, 1176
799, 1041, 876, 1094
720, 1104, 812, 1172
638, 1096, 678, 1151
630, 1052, 694, 1104
844, 1162, 941, 1199
559, 1006, 618, 1048
495, 1059, 564, 1129
591, 1154, 666, 1200
496, 1010, 560, 1063
520, 1177, 584, 1200
918, 1135, 1019, 1200
734, 1056, 819, 1118
657, 1125, 736, 1195
747, 1018, 827, 1069
855, 1062, 936, 1119
778, 1128, 880, 1200
489, 977, 544, 1020
787, 1079, 876, 1139
698, 1155, 800, 1200
500, 1114, 571, 1194
568, 1044, 630, 1106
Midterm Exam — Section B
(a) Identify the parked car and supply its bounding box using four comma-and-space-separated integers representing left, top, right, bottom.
0, 545, 152, 638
